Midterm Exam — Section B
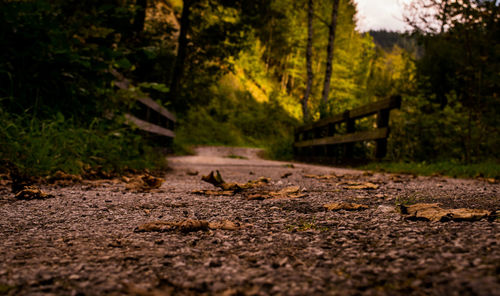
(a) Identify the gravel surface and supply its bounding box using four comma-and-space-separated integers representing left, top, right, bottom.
0, 146, 499, 295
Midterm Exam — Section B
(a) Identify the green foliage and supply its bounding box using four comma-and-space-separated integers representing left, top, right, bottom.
362, 161, 500, 179
174, 74, 298, 159
0, 0, 137, 119
0, 111, 166, 176
387, 94, 500, 163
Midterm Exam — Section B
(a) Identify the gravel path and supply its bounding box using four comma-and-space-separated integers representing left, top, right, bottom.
0, 146, 499, 295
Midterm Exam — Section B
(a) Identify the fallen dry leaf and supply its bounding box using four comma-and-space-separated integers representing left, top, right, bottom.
141, 174, 164, 189
201, 171, 270, 192
191, 190, 235, 196
271, 186, 300, 195
135, 219, 241, 233
344, 182, 379, 190
201, 170, 225, 187
247, 186, 307, 200
46, 171, 82, 184
134, 219, 209, 233
246, 193, 269, 200
484, 178, 498, 184
14, 186, 55, 200
281, 173, 292, 179
208, 220, 240, 230
399, 203, 493, 222
186, 170, 199, 176
244, 177, 271, 188
125, 174, 164, 191
323, 202, 368, 211
304, 174, 337, 180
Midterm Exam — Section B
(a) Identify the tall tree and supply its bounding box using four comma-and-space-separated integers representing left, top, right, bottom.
320, 0, 340, 116
170, 0, 197, 109
301, 0, 314, 122
133, 0, 147, 34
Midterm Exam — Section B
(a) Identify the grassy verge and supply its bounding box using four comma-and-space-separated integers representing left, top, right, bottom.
360, 161, 500, 179
0, 111, 167, 177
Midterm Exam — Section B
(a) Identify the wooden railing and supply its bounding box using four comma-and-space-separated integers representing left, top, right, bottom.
111, 70, 176, 140
294, 95, 401, 159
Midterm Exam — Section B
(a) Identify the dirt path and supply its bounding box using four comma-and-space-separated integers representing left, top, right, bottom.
0, 146, 499, 295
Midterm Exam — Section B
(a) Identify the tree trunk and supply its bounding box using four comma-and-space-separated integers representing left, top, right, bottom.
301, 0, 314, 122
170, 0, 195, 108
320, 0, 340, 117
133, 0, 147, 34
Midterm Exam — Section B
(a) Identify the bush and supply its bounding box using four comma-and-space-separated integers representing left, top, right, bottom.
0, 110, 167, 176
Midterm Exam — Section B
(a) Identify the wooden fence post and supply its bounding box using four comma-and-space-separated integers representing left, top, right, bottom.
375, 108, 390, 158
345, 111, 355, 159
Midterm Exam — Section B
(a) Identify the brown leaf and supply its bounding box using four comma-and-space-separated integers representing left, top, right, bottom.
125, 174, 164, 191
344, 182, 379, 190
134, 219, 209, 233
485, 178, 498, 184
186, 170, 199, 176
14, 186, 55, 200
201, 170, 225, 188
248, 186, 307, 200
208, 220, 240, 230
220, 182, 243, 191
191, 190, 235, 196
304, 174, 337, 180
201, 171, 269, 192
399, 203, 492, 222
270, 186, 300, 196
47, 171, 82, 184
246, 193, 268, 200
244, 177, 271, 187
281, 172, 292, 179
323, 202, 368, 211
135, 219, 242, 233
141, 174, 164, 189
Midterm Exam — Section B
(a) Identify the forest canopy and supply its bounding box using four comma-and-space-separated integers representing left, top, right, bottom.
0, 0, 498, 176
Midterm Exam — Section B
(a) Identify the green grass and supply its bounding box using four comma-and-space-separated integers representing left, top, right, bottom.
0, 111, 167, 177
287, 219, 329, 232
361, 161, 500, 179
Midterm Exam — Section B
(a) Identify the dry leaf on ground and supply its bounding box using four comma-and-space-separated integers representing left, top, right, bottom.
191, 190, 235, 196
304, 174, 337, 180
46, 171, 82, 185
186, 170, 199, 176
247, 186, 307, 200
135, 219, 241, 233
399, 203, 493, 222
281, 172, 292, 179
125, 174, 164, 191
14, 186, 55, 200
208, 220, 240, 230
201, 171, 270, 193
343, 182, 380, 190
323, 202, 368, 211
134, 219, 209, 233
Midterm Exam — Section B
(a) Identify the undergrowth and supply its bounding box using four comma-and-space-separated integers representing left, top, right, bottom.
0, 110, 167, 176
173, 75, 298, 160
361, 161, 500, 179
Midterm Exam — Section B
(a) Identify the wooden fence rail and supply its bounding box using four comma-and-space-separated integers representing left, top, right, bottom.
111, 70, 176, 140
294, 95, 401, 159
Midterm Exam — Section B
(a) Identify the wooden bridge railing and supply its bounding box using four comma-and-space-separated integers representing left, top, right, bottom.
294, 95, 401, 159
111, 70, 176, 140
